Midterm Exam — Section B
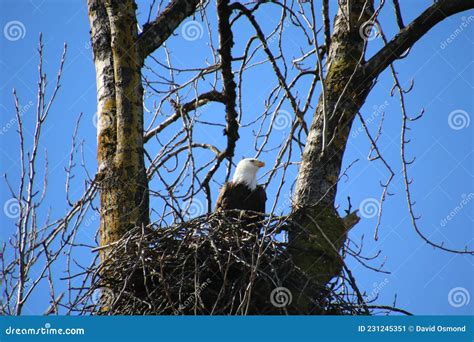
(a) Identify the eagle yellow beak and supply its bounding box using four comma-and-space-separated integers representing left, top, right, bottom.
255, 160, 265, 168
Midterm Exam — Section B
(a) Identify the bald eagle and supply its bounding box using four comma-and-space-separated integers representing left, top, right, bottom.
215, 158, 267, 230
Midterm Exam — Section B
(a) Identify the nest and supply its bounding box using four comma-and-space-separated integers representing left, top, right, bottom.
81, 212, 368, 315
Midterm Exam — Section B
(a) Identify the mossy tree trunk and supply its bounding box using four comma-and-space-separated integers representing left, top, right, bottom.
288, 0, 374, 309
87, 0, 200, 260
88, 0, 149, 262
290, 0, 474, 308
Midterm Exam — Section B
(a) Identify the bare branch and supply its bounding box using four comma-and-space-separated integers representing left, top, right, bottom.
365, 0, 474, 77
137, 0, 202, 61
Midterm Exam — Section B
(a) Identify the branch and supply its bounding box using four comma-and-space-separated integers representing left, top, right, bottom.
366, 305, 412, 316
231, 2, 308, 134
217, 0, 239, 159
365, 0, 474, 77
391, 0, 405, 29
198, 0, 239, 212
137, 0, 201, 62
322, 0, 331, 51
144, 90, 225, 142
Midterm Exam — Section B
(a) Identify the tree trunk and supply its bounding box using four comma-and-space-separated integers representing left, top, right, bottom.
88, 0, 200, 263
290, 0, 374, 298
88, 0, 149, 260
289, 1, 473, 301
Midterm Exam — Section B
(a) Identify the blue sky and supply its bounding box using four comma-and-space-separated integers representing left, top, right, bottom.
0, 0, 473, 315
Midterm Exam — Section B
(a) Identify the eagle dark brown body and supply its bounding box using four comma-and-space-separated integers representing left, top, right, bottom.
215, 182, 266, 213
215, 182, 266, 232
214, 158, 267, 231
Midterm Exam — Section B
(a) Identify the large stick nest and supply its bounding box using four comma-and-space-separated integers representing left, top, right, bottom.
81, 212, 367, 315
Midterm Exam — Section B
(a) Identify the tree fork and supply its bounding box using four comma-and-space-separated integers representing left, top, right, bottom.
289, 0, 474, 296
289, 0, 374, 302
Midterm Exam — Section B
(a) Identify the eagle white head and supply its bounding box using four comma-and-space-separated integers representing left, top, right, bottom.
232, 158, 265, 190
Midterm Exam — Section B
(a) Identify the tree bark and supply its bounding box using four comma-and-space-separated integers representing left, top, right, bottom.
290, 1, 374, 295
88, 0, 149, 262
107, 0, 150, 236
217, 0, 239, 158
88, 0, 201, 261
290, 0, 474, 303
137, 0, 201, 62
